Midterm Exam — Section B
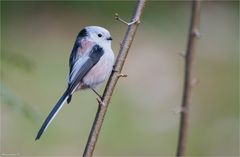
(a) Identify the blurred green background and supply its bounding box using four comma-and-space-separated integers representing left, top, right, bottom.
1, 1, 239, 156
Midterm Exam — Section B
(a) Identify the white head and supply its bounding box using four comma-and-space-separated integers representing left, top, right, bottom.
84, 26, 112, 47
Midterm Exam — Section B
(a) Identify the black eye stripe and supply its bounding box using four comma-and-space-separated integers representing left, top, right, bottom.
98, 34, 102, 37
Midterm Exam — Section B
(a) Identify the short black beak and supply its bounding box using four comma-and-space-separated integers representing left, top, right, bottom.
107, 37, 113, 41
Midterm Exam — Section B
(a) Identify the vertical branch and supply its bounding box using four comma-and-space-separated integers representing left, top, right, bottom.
83, 0, 146, 157
176, 0, 201, 156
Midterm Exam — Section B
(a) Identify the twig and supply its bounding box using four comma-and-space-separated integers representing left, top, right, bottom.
115, 13, 140, 26
82, 1, 146, 157
176, 0, 201, 156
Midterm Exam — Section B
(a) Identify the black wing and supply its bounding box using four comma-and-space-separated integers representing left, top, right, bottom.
69, 39, 81, 75
69, 29, 88, 75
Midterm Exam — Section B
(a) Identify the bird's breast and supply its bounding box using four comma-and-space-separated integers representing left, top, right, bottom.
82, 49, 114, 89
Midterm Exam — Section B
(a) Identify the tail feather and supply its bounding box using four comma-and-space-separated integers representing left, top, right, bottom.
35, 90, 69, 140
67, 95, 72, 104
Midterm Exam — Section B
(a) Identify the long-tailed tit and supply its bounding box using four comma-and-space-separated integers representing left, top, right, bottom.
35, 26, 114, 140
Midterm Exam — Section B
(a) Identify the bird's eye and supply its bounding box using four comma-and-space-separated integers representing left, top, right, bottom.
98, 34, 102, 37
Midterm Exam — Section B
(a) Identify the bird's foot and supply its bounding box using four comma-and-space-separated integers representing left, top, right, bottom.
91, 87, 106, 107
91, 87, 102, 99
96, 97, 106, 107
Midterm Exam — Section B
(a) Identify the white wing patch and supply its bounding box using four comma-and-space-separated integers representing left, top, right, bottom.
69, 56, 89, 83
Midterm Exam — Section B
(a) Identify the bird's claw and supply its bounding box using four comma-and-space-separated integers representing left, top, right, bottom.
96, 97, 106, 107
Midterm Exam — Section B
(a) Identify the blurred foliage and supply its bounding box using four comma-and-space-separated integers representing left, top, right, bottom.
1, 51, 35, 73
1, 51, 38, 121
0, 82, 38, 122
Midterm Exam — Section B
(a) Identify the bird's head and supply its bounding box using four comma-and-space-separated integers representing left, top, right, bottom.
78, 26, 112, 47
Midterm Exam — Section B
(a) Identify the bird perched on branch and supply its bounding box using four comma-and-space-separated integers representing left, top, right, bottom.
35, 26, 115, 140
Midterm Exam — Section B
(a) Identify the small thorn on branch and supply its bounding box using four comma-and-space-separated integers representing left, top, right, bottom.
119, 41, 123, 47
115, 13, 140, 26
193, 28, 201, 38
178, 51, 186, 58
191, 77, 199, 87
173, 107, 182, 114
112, 68, 128, 78
180, 107, 187, 113
173, 106, 187, 114
118, 73, 128, 78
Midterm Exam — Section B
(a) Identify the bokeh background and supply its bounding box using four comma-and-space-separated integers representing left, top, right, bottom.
1, 1, 239, 156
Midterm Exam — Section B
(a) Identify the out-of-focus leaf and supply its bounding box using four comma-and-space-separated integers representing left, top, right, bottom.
0, 51, 39, 121
1, 51, 35, 73
0, 82, 39, 122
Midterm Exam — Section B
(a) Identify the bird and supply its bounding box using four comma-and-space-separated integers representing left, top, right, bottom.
35, 26, 115, 140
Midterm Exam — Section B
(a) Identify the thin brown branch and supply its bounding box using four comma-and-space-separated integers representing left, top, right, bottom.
82, 1, 146, 157
176, 0, 201, 156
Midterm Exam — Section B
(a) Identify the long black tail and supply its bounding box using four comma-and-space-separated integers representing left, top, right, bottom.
35, 90, 69, 140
